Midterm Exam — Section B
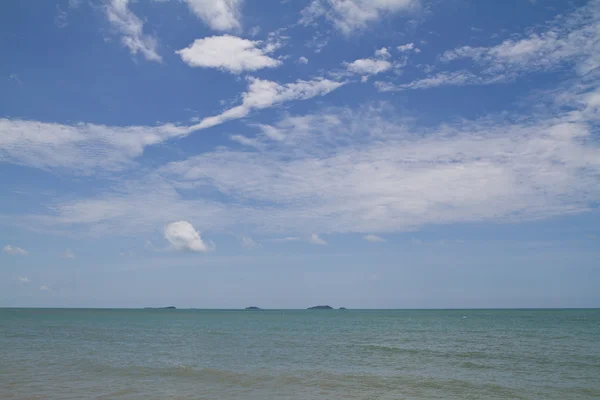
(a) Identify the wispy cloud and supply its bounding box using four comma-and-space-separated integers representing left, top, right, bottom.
8, 73, 23, 85
54, 0, 81, 28
378, 1, 600, 91
248, 26, 260, 37
375, 47, 391, 59
268, 235, 330, 245
183, 0, 243, 32
364, 234, 385, 242
397, 43, 418, 52
0, 119, 188, 173
268, 236, 301, 242
376, 70, 506, 91
0, 74, 343, 174
27, 86, 600, 237
305, 31, 329, 53
310, 233, 327, 245
191, 76, 345, 130
17, 276, 30, 283
241, 235, 259, 249
5, 1, 600, 244
300, 0, 419, 35
3, 245, 28, 256
63, 249, 75, 259
54, 5, 68, 28
441, 1, 600, 76
105, 0, 162, 62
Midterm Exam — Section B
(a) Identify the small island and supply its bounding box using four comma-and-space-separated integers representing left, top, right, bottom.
245, 306, 261, 310
307, 305, 334, 310
144, 306, 176, 310
339, 307, 347, 310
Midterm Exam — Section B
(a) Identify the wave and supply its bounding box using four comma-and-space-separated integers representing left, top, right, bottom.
460, 361, 493, 370
360, 344, 426, 355
359, 344, 492, 360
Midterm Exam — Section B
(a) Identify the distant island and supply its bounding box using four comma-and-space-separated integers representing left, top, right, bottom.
245, 306, 261, 310
307, 305, 334, 310
144, 306, 176, 310
339, 307, 347, 310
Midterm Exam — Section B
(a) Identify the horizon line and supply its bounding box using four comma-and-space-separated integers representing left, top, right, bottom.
2, 307, 599, 310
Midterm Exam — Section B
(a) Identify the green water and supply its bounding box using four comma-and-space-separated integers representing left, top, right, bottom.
1, 309, 599, 399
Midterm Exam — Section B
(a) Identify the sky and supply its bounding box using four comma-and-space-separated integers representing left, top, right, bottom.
1, 0, 599, 309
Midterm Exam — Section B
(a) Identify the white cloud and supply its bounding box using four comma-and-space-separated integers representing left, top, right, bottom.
373, 81, 398, 92
105, 0, 162, 62
440, 1, 600, 80
144, 240, 156, 251
346, 47, 397, 77
0, 119, 188, 173
241, 235, 258, 248
298, 56, 309, 64
1, 75, 340, 175
63, 249, 75, 259
55, 0, 81, 28
301, 0, 418, 34
8, 73, 23, 85
16, 55, 600, 239
40, 285, 49, 291
192, 77, 345, 130
183, 0, 243, 32
164, 221, 211, 252
19, 94, 600, 238
407, 71, 480, 88
255, 124, 286, 141
305, 32, 330, 53
346, 58, 392, 75
269, 236, 302, 242
364, 234, 385, 242
374, 47, 391, 59
54, 6, 68, 28
22, 176, 233, 235
132, 98, 597, 235
3, 245, 28, 256
176, 35, 281, 74
397, 42, 418, 52
231, 134, 262, 148
375, 6, 600, 93
248, 26, 261, 37
17, 276, 30, 283
310, 233, 327, 245
375, 70, 506, 91
375, 1, 600, 92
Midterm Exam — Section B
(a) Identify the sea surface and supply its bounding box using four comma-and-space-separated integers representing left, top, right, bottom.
1, 308, 599, 399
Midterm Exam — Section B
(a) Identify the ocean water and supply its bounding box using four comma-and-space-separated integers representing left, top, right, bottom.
1, 309, 599, 399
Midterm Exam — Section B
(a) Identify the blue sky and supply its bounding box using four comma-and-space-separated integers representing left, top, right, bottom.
1, 0, 599, 308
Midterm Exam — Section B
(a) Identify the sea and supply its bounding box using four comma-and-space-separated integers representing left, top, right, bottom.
1, 308, 599, 399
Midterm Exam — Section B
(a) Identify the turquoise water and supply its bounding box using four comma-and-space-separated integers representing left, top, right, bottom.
1, 309, 599, 399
